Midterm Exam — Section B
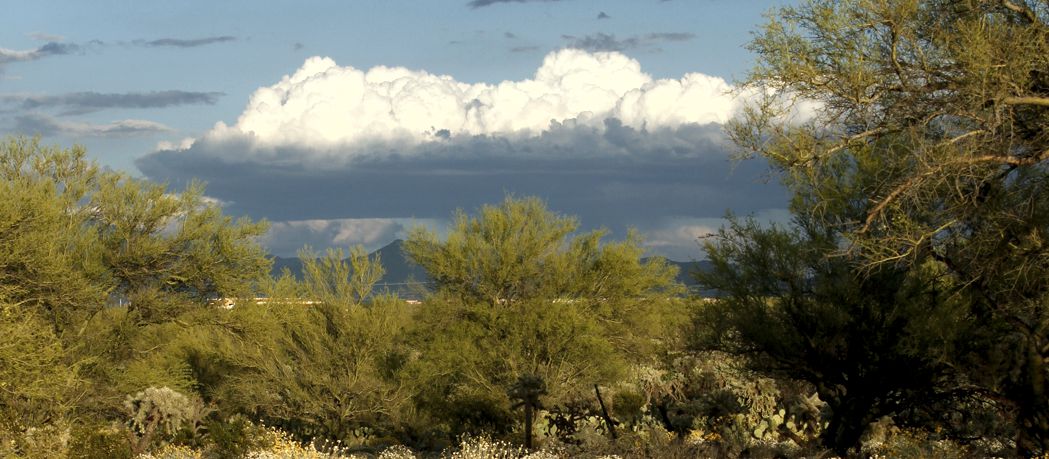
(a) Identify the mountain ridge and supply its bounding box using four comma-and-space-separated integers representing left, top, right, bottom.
269, 239, 711, 297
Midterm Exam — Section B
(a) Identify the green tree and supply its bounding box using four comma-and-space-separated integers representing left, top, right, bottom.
404, 196, 683, 440
1, 136, 275, 453
0, 137, 106, 332
0, 302, 81, 441
203, 247, 414, 446
90, 175, 270, 325
696, 216, 973, 454
727, 0, 1049, 454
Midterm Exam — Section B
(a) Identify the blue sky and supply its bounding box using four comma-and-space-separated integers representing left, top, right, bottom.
2, 0, 796, 259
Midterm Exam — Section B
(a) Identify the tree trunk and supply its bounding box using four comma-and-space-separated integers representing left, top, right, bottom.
823, 394, 876, 456
1017, 339, 1049, 457
594, 384, 618, 440
524, 403, 534, 449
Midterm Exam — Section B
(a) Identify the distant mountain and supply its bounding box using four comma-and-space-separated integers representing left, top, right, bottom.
269, 240, 712, 297
655, 258, 716, 295
658, 257, 717, 287
268, 240, 431, 298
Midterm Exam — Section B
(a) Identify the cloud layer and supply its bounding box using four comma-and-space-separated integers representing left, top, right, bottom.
201, 49, 739, 158
561, 32, 695, 52
139, 49, 784, 259
0, 42, 79, 65
133, 36, 237, 48
4, 90, 223, 115
467, 0, 567, 9
16, 113, 171, 137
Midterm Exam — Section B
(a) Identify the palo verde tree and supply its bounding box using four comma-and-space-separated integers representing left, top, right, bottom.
727, 0, 1049, 454
90, 174, 270, 325
1, 136, 274, 439
403, 196, 682, 440
0, 137, 107, 332
696, 214, 975, 454
203, 247, 415, 445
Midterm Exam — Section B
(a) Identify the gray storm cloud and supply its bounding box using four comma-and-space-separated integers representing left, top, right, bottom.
139, 49, 789, 260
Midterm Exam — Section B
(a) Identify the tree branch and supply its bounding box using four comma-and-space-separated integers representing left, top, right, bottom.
1003, 96, 1049, 107
1000, 0, 1042, 25
860, 147, 1049, 234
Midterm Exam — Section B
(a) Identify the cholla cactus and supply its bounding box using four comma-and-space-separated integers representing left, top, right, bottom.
124, 386, 194, 455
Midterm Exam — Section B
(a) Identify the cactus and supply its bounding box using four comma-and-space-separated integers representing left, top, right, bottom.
124, 386, 194, 455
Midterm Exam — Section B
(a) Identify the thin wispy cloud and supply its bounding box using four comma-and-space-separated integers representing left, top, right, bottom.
510, 45, 541, 53
28, 32, 65, 42
561, 32, 695, 52
15, 113, 171, 137
646, 32, 695, 41
3, 90, 224, 115
134, 36, 236, 48
0, 42, 80, 65
467, 0, 568, 9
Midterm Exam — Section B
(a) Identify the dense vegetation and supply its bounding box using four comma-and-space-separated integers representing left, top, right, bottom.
2, 0, 1048, 457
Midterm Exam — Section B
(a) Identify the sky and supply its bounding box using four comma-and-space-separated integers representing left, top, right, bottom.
1, 0, 797, 260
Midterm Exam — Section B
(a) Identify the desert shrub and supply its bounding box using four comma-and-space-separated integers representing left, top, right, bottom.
862, 427, 971, 459
68, 423, 135, 459
196, 415, 273, 459
0, 421, 72, 459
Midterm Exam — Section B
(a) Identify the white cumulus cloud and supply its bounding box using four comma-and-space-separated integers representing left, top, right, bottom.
203, 49, 742, 158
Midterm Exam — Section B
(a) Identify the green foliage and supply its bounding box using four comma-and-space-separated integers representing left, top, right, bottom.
0, 136, 276, 458
0, 303, 80, 430
203, 247, 414, 446
695, 216, 974, 453
90, 175, 270, 324
723, 0, 1049, 454
67, 423, 134, 459
0, 137, 106, 332
196, 415, 274, 459
404, 196, 684, 441
297, 245, 385, 307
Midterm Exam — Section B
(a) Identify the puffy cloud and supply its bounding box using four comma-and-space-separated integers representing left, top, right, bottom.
200, 49, 739, 160
261, 217, 446, 256
638, 209, 793, 259
155, 137, 196, 151
138, 50, 787, 260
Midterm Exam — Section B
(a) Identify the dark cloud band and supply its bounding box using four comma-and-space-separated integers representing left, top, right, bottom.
134, 36, 236, 48
5, 90, 224, 115
136, 121, 786, 259
467, 0, 567, 9
561, 32, 696, 52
